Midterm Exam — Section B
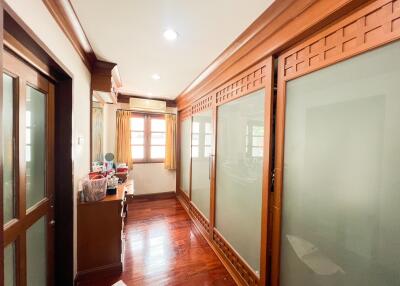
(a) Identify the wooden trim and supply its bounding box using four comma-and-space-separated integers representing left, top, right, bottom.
0, 3, 4, 283
128, 191, 176, 202
259, 56, 274, 286
270, 1, 400, 285
42, 0, 96, 70
281, 0, 400, 80
74, 262, 123, 285
176, 0, 369, 111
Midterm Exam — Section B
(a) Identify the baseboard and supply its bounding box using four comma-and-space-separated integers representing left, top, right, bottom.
74, 262, 122, 285
127, 191, 176, 202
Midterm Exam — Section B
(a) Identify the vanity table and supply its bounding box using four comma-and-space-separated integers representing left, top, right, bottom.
76, 180, 134, 281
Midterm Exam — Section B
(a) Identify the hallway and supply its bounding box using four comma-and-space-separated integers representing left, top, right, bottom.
79, 197, 235, 286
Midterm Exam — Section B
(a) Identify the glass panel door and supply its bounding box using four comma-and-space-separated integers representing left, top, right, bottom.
26, 86, 46, 210
2, 73, 15, 224
280, 41, 400, 286
191, 110, 212, 219
27, 216, 47, 286
3, 50, 55, 286
180, 118, 191, 195
215, 89, 265, 274
4, 242, 16, 286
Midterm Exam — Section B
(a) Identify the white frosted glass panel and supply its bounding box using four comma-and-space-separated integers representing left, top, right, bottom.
26, 86, 46, 210
191, 110, 212, 219
280, 41, 400, 286
4, 242, 16, 286
180, 119, 191, 194
3, 74, 14, 223
216, 89, 265, 274
27, 216, 47, 286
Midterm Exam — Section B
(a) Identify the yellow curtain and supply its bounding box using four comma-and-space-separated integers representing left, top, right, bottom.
164, 114, 176, 170
116, 110, 132, 168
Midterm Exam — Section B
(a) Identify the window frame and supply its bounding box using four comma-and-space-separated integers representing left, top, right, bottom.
130, 112, 166, 163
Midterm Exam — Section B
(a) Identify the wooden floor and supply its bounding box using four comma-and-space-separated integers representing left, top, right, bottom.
79, 197, 235, 286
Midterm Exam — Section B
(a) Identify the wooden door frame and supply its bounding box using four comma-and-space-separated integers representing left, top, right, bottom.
2, 3, 75, 285
3, 48, 56, 286
270, 0, 400, 285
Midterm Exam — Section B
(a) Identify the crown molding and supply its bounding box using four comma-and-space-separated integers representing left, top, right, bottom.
176, 0, 368, 109
42, 0, 96, 70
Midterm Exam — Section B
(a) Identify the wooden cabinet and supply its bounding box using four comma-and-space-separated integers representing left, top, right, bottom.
76, 181, 133, 281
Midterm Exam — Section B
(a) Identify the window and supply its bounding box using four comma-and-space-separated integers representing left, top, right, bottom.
130, 113, 166, 162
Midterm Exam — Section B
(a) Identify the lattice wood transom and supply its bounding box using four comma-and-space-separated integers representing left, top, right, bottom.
192, 93, 214, 115
216, 61, 267, 106
189, 203, 210, 233
282, 0, 400, 80
213, 230, 258, 286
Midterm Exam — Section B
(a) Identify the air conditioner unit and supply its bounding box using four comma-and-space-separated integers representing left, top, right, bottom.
129, 98, 166, 113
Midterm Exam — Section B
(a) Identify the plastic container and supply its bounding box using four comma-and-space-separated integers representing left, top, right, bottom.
82, 176, 107, 202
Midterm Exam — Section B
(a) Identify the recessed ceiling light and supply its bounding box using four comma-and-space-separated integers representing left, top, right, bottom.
147, 92, 153, 96
163, 29, 178, 41
151, 73, 161, 80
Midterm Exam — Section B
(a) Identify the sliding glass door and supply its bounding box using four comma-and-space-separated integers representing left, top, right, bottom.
179, 118, 191, 195
277, 40, 400, 286
191, 110, 212, 219
215, 89, 265, 276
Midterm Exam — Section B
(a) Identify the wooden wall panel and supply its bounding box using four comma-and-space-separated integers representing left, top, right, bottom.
282, 0, 400, 80
213, 230, 258, 286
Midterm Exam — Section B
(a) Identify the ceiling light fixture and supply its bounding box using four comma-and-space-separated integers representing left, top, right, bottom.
147, 92, 153, 96
151, 73, 161, 80
163, 29, 178, 41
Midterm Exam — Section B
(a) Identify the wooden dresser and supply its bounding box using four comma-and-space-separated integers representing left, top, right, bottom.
76, 180, 134, 282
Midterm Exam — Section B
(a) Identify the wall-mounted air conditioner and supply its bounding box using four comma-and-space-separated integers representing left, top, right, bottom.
129, 98, 166, 113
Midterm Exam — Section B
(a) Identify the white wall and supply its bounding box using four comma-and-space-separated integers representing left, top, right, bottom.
6, 0, 91, 277
105, 103, 177, 195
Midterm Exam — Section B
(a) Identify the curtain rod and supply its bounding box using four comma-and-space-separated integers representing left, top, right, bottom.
117, 109, 176, 116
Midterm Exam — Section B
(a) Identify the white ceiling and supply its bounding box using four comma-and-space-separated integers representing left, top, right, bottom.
71, 0, 275, 99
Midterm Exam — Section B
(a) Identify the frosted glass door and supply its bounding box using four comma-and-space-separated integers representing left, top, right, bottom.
27, 216, 47, 286
280, 41, 400, 286
180, 119, 191, 195
191, 110, 212, 219
215, 89, 265, 274
2, 74, 15, 224
26, 86, 46, 209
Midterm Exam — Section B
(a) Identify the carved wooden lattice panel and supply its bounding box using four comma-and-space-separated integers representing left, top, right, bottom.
179, 106, 192, 121
192, 92, 214, 115
282, 0, 400, 80
215, 61, 267, 106
189, 203, 210, 233
213, 230, 258, 286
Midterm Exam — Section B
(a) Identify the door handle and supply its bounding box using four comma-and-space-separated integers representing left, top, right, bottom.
49, 220, 56, 226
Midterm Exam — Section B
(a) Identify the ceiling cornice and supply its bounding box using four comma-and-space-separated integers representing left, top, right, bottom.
42, 0, 96, 70
176, 0, 368, 109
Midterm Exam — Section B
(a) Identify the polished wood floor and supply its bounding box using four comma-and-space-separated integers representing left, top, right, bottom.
79, 197, 235, 286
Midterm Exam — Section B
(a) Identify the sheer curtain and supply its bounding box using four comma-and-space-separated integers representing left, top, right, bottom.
164, 114, 176, 170
116, 110, 132, 167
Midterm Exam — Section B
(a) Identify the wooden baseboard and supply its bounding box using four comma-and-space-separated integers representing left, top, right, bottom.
127, 191, 176, 202
176, 189, 256, 286
74, 262, 122, 285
